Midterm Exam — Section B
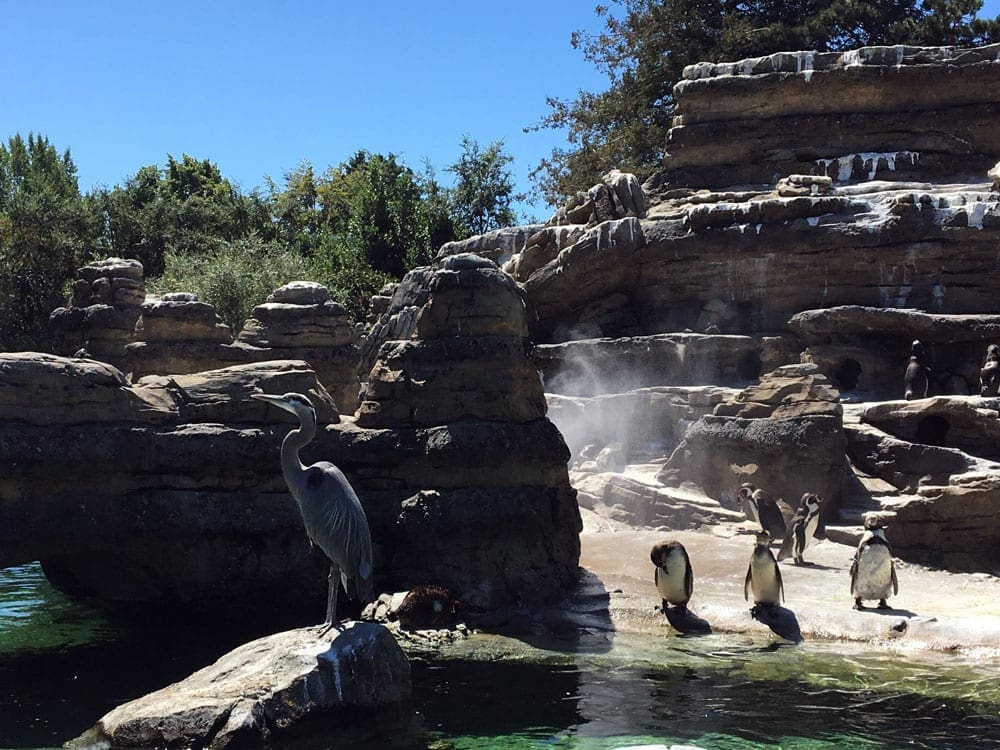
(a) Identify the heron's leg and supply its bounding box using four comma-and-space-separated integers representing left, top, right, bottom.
319, 565, 339, 635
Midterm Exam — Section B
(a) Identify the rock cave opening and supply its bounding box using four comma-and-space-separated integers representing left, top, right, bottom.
915, 415, 950, 447
736, 350, 762, 381
833, 358, 862, 391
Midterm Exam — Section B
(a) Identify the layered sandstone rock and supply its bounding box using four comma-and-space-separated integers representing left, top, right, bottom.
657, 364, 848, 521
355, 253, 581, 606
438, 224, 545, 265
791, 306, 1000, 398
123, 294, 233, 379
664, 44, 1000, 188
234, 282, 362, 413
49, 257, 146, 369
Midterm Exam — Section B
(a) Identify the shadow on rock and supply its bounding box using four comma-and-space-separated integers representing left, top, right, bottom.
750, 604, 803, 643
859, 605, 919, 618
664, 606, 712, 635
472, 569, 615, 654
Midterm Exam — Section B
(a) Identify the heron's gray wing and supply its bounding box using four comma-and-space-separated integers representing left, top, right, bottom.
302, 463, 375, 603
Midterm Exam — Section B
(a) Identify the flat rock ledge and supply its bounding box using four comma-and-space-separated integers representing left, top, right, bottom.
72, 622, 410, 749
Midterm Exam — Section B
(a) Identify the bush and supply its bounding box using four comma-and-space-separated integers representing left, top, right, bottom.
149, 236, 311, 332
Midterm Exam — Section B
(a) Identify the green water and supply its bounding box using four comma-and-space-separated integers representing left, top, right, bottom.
2, 563, 999, 749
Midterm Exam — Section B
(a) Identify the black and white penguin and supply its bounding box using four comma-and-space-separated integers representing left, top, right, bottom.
904, 339, 929, 400
737, 483, 787, 540
850, 516, 899, 610
980, 344, 1000, 396
744, 529, 783, 615
777, 493, 821, 565
650, 540, 693, 612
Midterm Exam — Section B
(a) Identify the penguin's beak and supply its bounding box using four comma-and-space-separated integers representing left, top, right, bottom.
251, 392, 296, 415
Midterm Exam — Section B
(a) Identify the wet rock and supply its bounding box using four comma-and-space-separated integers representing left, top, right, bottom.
76, 623, 410, 750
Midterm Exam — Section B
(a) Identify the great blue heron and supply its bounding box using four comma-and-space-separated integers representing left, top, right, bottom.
252, 391, 374, 629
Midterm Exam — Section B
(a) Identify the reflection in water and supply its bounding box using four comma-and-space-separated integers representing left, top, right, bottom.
2, 563, 1000, 750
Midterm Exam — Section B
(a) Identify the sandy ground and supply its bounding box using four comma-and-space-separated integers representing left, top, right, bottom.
576, 516, 1000, 658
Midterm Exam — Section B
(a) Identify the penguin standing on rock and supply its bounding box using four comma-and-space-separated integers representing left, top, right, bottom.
904, 339, 930, 400
777, 493, 822, 565
980, 344, 1000, 396
737, 483, 787, 540
650, 540, 693, 613
744, 530, 783, 617
850, 516, 899, 610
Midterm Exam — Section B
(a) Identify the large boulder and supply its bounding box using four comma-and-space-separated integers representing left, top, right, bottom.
77, 623, 410, 749
657, 364, 849, 519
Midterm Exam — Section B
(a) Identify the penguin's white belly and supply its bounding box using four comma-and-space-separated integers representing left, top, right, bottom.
853, 545, 893, 600
750, 555, 780, 604
656, 550, 688, 603
803, 514, 819, 549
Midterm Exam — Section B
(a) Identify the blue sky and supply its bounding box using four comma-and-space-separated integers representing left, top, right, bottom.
4, 1, 999, 221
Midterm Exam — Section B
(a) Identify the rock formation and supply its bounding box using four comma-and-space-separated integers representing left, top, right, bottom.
124, 293, 233, 379
49, 257, 146, 369
76, 623, 410, 749
234, 281, 362, 413
2, 256, 580, 612
497, 42, 1000, 574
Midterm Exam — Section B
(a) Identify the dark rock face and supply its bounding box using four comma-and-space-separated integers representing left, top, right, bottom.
78, 623, 410, 750
791, 306, 1000, 398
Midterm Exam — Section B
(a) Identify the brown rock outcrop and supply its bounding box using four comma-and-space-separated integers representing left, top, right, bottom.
234, 281, 362, 413
657, 364, 848, 520
49, 257, 146, 369
665, 44, 1000, 188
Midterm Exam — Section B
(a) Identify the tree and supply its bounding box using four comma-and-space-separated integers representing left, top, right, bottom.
530, 0, 1000, 202
446, 136, 518, 238
0, 133, 98, 350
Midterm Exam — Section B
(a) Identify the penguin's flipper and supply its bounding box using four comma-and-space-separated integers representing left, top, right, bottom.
744, 564, 752, 601
776, 531, 794, 561
794, 521, 807, 558
891, 560, 899, 596
849, 555, 858, 595
654, 565, 661, 590
684, 562, 694, 602
775, 561, 784, 603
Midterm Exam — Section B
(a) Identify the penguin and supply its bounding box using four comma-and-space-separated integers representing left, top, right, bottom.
744, 529, 783, 615
904, 339, 929, 400
650, 540, 693, 612
850, 516, 899, 610
737, 483, 787, 540
777, 493, 822, 565
980, 344, 1000, 396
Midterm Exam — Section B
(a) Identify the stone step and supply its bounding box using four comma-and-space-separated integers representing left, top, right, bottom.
825, 524, 864, 547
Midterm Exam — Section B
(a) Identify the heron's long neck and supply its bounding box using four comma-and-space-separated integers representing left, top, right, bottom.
280, 414, 316, 491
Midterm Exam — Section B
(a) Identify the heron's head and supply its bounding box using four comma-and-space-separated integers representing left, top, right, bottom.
251, 392, 316, 422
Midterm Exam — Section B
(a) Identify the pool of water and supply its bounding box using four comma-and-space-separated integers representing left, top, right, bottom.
2, 563, 999, 749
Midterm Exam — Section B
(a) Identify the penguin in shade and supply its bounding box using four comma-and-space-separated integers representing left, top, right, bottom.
904, 339, 930, 400
745, 529, 783, 616
737, 483, 787, 539
650, 540, 693, 613
850, 515, 899, 610
777, 493, 822, 565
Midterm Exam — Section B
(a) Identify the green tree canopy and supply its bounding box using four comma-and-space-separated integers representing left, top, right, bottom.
0, 133, 98, 349
446, 136, 519, 237
530, 0, 1000, 202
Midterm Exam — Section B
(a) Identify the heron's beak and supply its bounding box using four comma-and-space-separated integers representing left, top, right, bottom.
251, 393, 296, 415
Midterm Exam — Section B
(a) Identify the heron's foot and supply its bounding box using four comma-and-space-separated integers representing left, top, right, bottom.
317, 619, 345, 637
877, 599, 890, 610
854, 598, 865, 610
